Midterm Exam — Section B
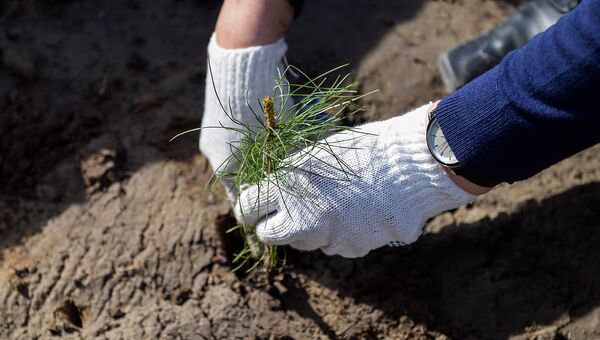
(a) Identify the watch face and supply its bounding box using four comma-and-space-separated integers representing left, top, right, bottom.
426, 117, 459, 166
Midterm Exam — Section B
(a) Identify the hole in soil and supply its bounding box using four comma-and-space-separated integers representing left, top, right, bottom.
170, 287, 192, 305
109, 307, 126, 320
55, 300, 84, 328
214, 210, 248, 277
15, 282, 29, 299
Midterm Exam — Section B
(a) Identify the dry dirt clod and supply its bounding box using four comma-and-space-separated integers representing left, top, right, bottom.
3, 259, 38, 300
48, 300, 88, 336
80, 135, 122, 195
170, 287, 192, 306
107, 307, 125, 320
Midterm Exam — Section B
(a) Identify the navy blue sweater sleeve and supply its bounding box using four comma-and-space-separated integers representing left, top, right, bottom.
436, 0, 600, 184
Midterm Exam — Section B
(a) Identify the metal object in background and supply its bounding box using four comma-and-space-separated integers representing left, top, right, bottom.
438, 0, 580, 93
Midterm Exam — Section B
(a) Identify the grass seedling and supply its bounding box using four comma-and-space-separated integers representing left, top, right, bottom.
172, 63, 376, 272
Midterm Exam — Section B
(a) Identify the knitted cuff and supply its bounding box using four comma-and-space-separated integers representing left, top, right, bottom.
436, 66, 508, 184
200, 33, 289, 200
203, 33, 288, 124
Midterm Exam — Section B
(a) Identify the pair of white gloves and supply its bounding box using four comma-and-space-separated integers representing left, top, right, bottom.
200, 34, 474, 258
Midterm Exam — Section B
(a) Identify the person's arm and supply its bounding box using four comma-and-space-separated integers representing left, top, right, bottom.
436, 0, 600, 185
215, 0, 294, 48
427, 101, 493, 196
200, 0, 296, 201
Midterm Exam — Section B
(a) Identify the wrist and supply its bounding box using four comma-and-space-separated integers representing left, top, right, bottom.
442, 167, 492, 195
215, 0, 294, 49
426, 101, 493, 196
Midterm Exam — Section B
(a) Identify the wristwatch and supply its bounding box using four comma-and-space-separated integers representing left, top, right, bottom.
425, 107, 499, 188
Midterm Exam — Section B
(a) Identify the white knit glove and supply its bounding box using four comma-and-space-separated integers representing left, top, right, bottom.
200, 33, 291, 200
234, 104, 475, 258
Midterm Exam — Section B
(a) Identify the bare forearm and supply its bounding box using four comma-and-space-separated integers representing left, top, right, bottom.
215, 0, 294, 49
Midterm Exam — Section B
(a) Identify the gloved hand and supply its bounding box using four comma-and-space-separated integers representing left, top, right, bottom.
200, 33, 291, 200
234, 104, 475, 258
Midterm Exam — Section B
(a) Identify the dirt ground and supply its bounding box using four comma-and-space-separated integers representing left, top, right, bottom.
1, 0, 600, 339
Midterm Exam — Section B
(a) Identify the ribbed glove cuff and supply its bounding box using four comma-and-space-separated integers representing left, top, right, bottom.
202, 33, 287, 123
200, 33, 289, 201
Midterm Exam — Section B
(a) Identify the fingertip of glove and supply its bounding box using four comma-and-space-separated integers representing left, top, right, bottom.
234, 184, 280, 226
255, 216, 296, 245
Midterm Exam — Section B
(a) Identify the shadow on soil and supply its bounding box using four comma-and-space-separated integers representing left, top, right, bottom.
282, 181, 600, 339
287, 0, 526, 73
1, 0, 434, 260
1, 0, 588, 338
1, 0, 531, 316
1, 0, 529, 261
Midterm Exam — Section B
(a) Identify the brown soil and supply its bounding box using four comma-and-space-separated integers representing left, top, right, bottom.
2, 0, 599, 339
